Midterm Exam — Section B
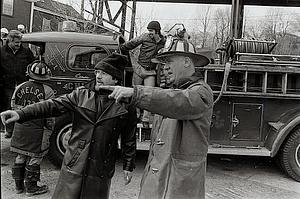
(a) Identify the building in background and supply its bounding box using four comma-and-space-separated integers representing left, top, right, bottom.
1, 0, 84, 32
33, 0, 84, 32
1, 0, 32, 31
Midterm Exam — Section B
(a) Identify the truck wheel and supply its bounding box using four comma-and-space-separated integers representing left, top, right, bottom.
48, 119, 72, 168
278, 128, 300, 182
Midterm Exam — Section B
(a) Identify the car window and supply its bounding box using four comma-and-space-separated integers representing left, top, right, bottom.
68, 46, 108, 69
29, 44, 41, 58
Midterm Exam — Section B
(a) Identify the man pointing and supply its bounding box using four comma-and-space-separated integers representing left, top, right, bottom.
1, 53, 137, 199
100, 34, 213, 199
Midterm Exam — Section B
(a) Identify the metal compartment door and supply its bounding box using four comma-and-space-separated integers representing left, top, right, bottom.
231, 103, 263, 141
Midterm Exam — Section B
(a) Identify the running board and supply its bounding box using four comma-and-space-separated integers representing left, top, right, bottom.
137, 142, 271, 156
208, 145, 271, 156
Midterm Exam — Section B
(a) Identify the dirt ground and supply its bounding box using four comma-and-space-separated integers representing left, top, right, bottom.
1, 133, 300, 199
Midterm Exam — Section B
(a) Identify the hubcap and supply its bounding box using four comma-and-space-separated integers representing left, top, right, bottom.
56, 124, 72, 155
295, 144, 300, 168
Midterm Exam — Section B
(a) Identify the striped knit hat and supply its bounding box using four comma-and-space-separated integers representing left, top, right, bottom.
27, 61, 51, 81
152, 36, 209, 67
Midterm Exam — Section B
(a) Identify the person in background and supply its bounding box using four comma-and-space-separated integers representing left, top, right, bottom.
1, 27, 9, 46
120, 21, 165, 127
98, 34, 213, 199
0, 30, 35, 138
0, 27, 9, 132
9, 61, 54, 196
1, 53, 137, 199
17, 24, 26, 34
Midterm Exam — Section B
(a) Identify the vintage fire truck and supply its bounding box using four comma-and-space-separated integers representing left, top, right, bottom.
20, 1, 300, 182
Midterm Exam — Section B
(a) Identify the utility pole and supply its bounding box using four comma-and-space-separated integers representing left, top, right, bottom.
129, 0, 137, 39
81, 0, 85, 17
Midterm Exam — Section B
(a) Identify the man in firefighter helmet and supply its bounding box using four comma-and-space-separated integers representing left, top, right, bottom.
99, 29, 213, 199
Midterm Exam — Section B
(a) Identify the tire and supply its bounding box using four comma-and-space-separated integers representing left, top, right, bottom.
278, 127, 300, 182
47, 115, 72, 168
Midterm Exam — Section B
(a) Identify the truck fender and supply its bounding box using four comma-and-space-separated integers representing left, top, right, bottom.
270, 115, 300, 157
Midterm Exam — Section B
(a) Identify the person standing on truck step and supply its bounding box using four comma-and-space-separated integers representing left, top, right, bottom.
9, 61, 55, 196
0, 30, 35, 138
98, 32, 213, 199
1, 53, 137, 199
120, 21, 165, 128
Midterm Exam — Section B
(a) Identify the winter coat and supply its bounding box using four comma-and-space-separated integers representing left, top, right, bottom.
0, 44, 34, 88
120, 33, 165, 70
16, 82, 137, 199
10, 80, 55, 157
132, 76, 213, 199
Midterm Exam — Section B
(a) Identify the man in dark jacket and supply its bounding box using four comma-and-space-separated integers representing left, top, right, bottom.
0, 30, 35, 138
1, 53, 137, 199
99, 32, 213, 199
10, 61, 55, 196
120, 21, 165, 126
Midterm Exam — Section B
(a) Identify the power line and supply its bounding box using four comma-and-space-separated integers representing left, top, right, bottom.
135, 17, 299, 23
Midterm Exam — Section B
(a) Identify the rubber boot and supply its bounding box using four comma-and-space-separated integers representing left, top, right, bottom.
25, 165, 48, 196
12, 163, 25, 194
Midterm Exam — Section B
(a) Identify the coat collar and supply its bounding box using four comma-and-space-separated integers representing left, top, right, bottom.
173, 72, 203, 89
81, 80, 128, 124
5, 43, 23, 54
95, 101, 128, 124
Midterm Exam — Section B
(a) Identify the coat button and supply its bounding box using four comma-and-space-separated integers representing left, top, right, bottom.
91, 139, 95, 143
104, 160, 107, 164
100, 175, 104, 178
113, 127, 116, 131
152, 168, 159, 174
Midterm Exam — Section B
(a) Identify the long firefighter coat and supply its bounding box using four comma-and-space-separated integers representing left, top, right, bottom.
16, 82, 137, 199
10, 80, 55, 157
132, 77, 213, 199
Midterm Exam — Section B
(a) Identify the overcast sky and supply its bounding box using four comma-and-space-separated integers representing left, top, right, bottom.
58, 0, 300, 36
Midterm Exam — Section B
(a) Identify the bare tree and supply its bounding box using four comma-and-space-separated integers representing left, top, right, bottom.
212, 8, 231, 49
260, 8, 289, 40
258, 8, 293, 54
199, 6, 212, 48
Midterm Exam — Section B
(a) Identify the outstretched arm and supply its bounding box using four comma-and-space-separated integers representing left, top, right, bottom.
99, 84, 213, 120
120, 34, 145, 51
1, 110, 20, 125
1, 89, 80, 124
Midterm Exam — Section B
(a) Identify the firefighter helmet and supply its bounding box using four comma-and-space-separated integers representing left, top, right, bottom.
152, 35, 209, 67
27, 61, 51, 81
